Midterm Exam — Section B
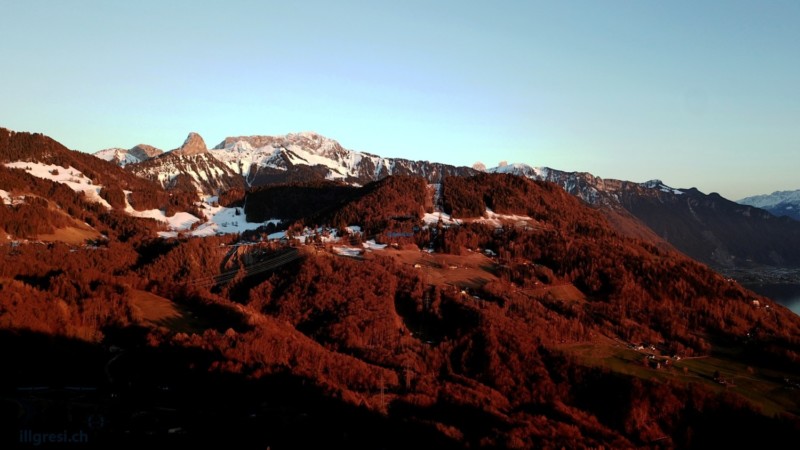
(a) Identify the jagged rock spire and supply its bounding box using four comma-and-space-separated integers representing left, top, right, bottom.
175, 132, 207, 156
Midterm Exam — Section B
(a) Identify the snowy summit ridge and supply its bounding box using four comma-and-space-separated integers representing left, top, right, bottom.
125, 132, 244, 195
738, 189, 800, 221
94, 144, 163, 167
208, 131, 474, 186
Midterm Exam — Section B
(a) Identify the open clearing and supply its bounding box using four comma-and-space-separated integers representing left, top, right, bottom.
130, 289, 209, 334
558, 340, 800, 417
378, 247, 499, 288
37, 226, 101, 245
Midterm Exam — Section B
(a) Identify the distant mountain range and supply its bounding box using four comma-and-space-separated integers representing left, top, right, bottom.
94, 144, 163, 166
90, 130, 800, 273
97, 131, 474, 192
125, 132, 245, 195
492, 163, 800, 269
738, 190, 800, 221
211, 132, 476, 187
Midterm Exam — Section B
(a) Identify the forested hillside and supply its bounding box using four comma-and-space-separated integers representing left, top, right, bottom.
2, 136, 799, 448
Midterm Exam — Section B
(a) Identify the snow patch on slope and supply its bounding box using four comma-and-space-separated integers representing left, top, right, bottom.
190, 200, 281, 237
423, 211, 460, 226
94, 148, 142, 166
208, 141, 285, 180
0, 189, 15, 205
488, 163, 549, 179
0, 189, 10, 205
121, 192, 201, 236
333, 246, 363, 257
129, 152, 236, 194
471, 209, 535, 228
4, 162, 112, 208
3, 162, 274, 238
124, 194, 280, 238
284, 146, 348, 178
363, 239, 387, 250
641, 179, 684, 195
126, 207, 201, 231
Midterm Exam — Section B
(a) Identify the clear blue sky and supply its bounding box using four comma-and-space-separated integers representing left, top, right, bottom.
1, 0, 798, 199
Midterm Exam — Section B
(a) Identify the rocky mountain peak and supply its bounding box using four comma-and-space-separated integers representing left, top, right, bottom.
129, 143, 163, 160
175, 132, 207, 156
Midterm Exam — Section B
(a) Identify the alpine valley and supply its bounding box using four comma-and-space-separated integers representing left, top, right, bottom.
2, 127, 800, 449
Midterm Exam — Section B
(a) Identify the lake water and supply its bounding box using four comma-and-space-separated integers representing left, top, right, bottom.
745, 283, 800, 316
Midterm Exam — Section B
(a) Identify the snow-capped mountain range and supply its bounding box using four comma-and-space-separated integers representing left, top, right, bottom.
210, 131, 475, 187
124, 133, 244, 194
96, 131, 474, 194
89, 130, 800, 269
489, 162, 685, 207
96, 131, 688, 205
92, 130, 774, 219
94, 144, 163, 166
738, 190, 800, 221
95, 131, 792, 228
98, 131, 697, 211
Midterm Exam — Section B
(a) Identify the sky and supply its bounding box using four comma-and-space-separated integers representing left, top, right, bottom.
1, 0, 798, 200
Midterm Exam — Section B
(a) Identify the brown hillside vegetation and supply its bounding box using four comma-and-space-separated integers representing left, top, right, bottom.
0, 165, 165, 243
118, 174, 800, 446
2, 133, 800, 449
0, 129, 213, 247
0, 127, 199, 215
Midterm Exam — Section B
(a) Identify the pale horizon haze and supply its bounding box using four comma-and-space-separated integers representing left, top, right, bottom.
1, 1, 798, 200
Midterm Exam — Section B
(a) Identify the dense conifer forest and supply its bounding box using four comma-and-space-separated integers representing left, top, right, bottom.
2, 130, 800, 448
